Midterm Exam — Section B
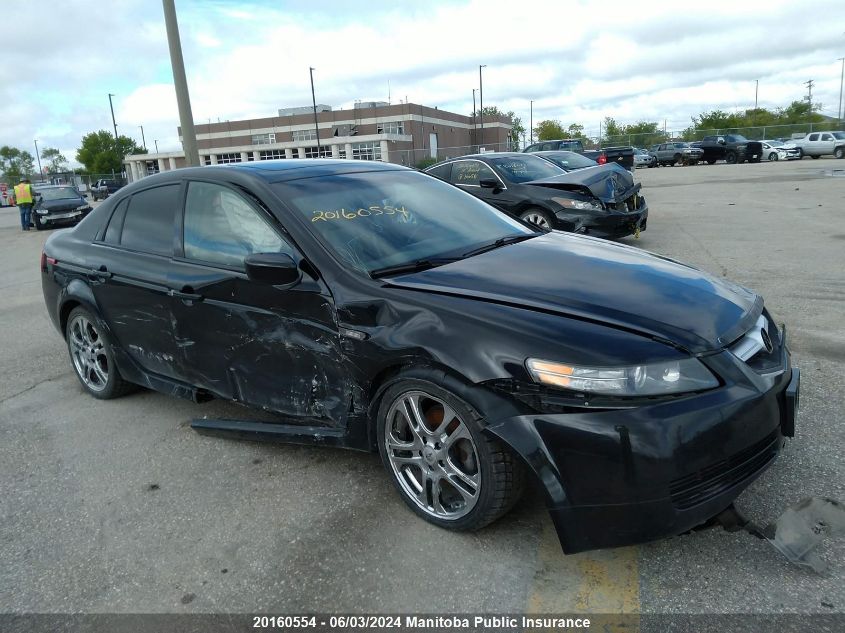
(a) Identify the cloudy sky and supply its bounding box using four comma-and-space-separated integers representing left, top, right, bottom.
4, 0, 844, 165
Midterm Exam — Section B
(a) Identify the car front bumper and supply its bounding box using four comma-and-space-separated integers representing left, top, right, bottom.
561, 201, 648, 239
484, 339, 797, 553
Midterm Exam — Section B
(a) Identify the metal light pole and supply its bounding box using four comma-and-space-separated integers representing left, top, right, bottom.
108, 93, 118, 140
309, 67, 321, 153
33, 139, 43, 180
753, 79, 758, 126
162, 0, 199, 166
838, 58, 844, 127
472, 89, 477, 150
139, 125, 147, 151
479, 65, 486, 148
155, 140, 159, 153
530, 100, 533, 144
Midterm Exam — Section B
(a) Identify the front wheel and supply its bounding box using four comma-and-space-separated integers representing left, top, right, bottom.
33, 214, 46, 230
520, 207, 555, 230
769, 152, 778, 161
796, 148, 804, 159
725, 151, 737, 164
378, 378, 526, 531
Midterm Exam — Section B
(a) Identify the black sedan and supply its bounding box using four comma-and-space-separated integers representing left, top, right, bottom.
32, 184, 93, 230
425, 152, 647, 238
41, 160, 798, 553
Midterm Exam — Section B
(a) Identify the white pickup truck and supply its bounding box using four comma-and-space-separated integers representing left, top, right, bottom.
789, 131, 845, 159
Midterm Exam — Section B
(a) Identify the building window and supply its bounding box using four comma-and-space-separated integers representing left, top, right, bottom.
259, 150, 286, 160
251, 132, 276, 145
145, 161, 160, 175
351, 141, 382, 161
304, 146, 319, 159
377, 121, 404, 135
292, 129, 317, 142
217, 153, 242, 164
338, 148, 347, 159
203, 156, 212, 166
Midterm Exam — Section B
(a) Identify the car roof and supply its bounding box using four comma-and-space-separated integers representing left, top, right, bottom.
440, 152, 530, 161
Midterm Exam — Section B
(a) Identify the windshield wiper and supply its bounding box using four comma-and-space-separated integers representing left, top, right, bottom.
369, 257, 460, 279
461, 233, 537, 259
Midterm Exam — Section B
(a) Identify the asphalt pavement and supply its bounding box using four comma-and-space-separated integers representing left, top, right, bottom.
0, 160, 843, 626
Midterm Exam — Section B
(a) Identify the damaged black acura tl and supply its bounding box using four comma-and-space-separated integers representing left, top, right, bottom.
41, 160, 799, 553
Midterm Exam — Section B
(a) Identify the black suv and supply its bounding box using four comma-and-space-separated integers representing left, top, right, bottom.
524, 138, 585, 153
698, 135, 750, 164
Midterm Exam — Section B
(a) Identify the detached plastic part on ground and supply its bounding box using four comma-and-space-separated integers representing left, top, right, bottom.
715, 498, 845, 574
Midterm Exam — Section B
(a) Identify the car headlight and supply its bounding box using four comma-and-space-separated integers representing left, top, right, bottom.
76, 203, 89, 210
526, 357, 718, 396
551, 196, 603, 211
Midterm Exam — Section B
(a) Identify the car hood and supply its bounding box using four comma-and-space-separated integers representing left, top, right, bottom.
385, 233, 761, 353
523, 164, 637, 203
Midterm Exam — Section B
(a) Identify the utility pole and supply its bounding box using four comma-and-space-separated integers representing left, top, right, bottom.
472, 89, 477, 150
753, 79, 759, 126
108, 93, 118, 140
838, 58, 844, 128
33, 139, 43, 180
804, 79, 814, 131
154, 140, 159, 153
530, 100, 533, 144
309, 67, 321, 153
479, 65, 486, 149
162, 0, 199, 166
139, 125, 147, 151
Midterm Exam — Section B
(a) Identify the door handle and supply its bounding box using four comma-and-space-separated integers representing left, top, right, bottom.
169, 286, 204, 302
88, 265, 112, 280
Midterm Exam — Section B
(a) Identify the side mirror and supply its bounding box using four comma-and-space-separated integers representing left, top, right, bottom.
718, 138, 726, 145
244, 252, 302, 286
479, 178, 499, 189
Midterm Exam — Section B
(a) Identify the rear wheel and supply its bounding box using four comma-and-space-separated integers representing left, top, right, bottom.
834, 147, 845, 159
520, 207, 555, 229
378, 378, 526, 531
811, 155, 820, 159
66, 307, 134, 399
674, 153, 683, 166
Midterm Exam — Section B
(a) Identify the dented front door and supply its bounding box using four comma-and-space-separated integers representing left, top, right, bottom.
168, 179, 350, 426
169, 261, 349, 425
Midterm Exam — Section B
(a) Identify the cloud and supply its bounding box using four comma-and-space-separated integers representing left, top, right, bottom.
2, 0, 844, 166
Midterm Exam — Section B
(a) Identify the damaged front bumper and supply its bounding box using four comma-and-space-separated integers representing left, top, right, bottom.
564, 201, 648, 239
484, 344, 797, 554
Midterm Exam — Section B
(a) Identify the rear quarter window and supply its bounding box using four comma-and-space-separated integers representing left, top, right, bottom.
425, 162, 452, 181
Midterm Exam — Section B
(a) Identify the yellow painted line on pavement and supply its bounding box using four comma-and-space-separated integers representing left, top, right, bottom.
527, 516, 640, 632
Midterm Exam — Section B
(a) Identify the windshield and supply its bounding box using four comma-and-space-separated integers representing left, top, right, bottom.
486, 155, 563, 183
726, 134, 749, 143
767, 140, 783, 147
539, 152, 597, 171
38, 187, 80, 201
274, 171, 534, 274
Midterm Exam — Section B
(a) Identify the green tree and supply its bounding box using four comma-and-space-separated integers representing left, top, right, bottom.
76, 130, 143, 175
602, 117, 623, 140
534, 119, 567, 140
472, 106, 524, 149
0, 146, 36, 183
566, 123, 586, 139
41, 147, 68, 174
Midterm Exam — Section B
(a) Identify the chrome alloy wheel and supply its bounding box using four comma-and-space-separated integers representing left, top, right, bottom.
523, 212, 550, 228
68, 314, 109, 392
384, 391, 481, 520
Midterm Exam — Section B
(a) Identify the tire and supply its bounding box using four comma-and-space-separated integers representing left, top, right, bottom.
377, 376, 526, 531
769, 152, 778, 161
674, 153, 683, 166
725, 151, 737, 164
520, 207, 555, 230
33, 214, 46, 231
796, 148, 804, 159
834, 147, 845, 159
810, 154, 820, 159
65, 306, 134, 399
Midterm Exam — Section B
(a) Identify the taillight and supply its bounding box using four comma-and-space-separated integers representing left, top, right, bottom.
597, 155, 607, 165
40, 252, 57, 273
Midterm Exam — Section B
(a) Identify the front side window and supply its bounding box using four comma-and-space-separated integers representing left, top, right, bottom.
120, 185, 180, 255
273, 171, 533, 274
183, 182, 293, 268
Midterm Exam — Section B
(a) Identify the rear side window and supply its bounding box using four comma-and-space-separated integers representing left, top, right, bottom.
120, 184, 180, 255
808, 134, 819, 141
103, 198, 129, 244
